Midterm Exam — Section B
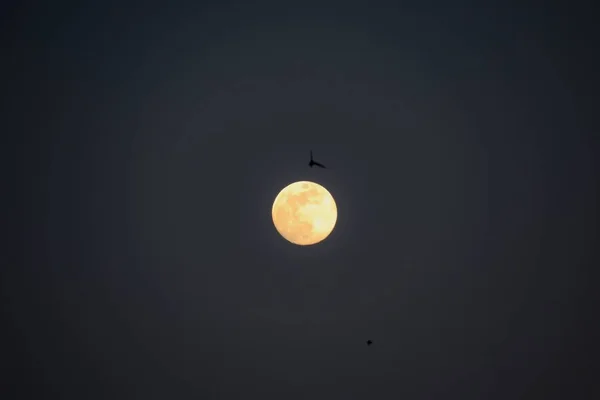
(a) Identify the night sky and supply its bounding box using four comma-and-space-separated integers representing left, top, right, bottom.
4, 1, 598, 398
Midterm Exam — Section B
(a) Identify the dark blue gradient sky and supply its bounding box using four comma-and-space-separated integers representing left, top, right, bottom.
4, 1, 598, 398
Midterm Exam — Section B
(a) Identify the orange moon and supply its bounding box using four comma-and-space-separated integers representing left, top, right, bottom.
271, 181, 338, 245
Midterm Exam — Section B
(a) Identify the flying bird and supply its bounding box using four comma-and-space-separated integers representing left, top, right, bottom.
308, 150, 327, 169
366, 340, 373, 346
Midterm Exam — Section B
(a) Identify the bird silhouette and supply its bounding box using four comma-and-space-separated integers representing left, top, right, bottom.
308, 150, 327, 169
366, 340, 373, 346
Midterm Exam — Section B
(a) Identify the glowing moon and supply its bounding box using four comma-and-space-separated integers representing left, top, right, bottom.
271, 181, 338, 246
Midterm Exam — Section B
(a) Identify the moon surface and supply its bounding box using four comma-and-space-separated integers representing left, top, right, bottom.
272, 181, 338, 246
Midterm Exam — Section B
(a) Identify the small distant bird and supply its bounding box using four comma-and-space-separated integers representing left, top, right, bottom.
308, 150, 327, 169
366, 340, 373, 346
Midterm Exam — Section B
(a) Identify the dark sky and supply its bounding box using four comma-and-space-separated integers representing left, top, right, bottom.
3, 1, 598, 398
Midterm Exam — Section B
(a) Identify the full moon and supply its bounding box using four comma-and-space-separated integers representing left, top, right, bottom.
271, 181, 338, 246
